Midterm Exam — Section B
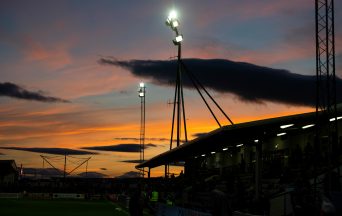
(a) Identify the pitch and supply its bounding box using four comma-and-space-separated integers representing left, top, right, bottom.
0, 199, 128, 216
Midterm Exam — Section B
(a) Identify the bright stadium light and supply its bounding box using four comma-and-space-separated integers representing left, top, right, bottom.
222, 148, 228, 151
166, 10, 178, 26
173, 35, 183, 45
236, 144, 244, 147
138, 82, 145, 97
168, 10, 177, 21
302, 124, 315, 129
277, 132, 286, 137
211, 151, 215, 154
171, 20, 179, 28
175, 35, 183, 42
329, 116, 342, 122
166, 9, 183, 46
280, 124, 294, 129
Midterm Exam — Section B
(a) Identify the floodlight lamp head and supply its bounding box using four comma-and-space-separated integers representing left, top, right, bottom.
166, 10, 178, 26
138, 83, 145, 97
171, 20, 179, 28
173, 34, 183, 45
168, 10, 177, 21
175, 35, 183, 42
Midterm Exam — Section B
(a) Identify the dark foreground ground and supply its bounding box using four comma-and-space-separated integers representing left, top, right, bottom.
0, 199, 129, 216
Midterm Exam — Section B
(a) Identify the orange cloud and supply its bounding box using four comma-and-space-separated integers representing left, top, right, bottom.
0, 96, 314, 178
0, 30, 74, 69
23, 36, 72, 69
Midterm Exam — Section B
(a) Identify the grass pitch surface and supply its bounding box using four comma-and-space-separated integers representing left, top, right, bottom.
0, 199, 128, 216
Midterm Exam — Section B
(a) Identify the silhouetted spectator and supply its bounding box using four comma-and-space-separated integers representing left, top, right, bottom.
236, 177, 246, 210
324, 171, 341, 193
129, 187, 143, 216
211, 183, 232, 216
304, 142, 313, 159
304, 142, 314, 169
279, 167, 290, 184
240, 154, 246, 173
292, 144, 303, 168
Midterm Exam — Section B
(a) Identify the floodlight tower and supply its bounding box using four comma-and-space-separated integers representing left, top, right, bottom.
138, 82, 146, 177
166, 10, 188, 151
315, 0, 338, 193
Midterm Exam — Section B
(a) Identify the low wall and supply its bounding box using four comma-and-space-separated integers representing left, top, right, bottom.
0, 193, 22, 199
52, 193, 85, 199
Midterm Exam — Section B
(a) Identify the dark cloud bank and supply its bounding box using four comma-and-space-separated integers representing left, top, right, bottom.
22, 168, 106, 178
0, 147, 96, 155
114, 137, 170, 142
113, 137, 181, 143
82, 143, 157, 153
78, 172, 107, 178
23, 168, 62, 176
2, 144, 158, 155
121, 159, 146, 164
99, 58, 342, 107
0, 82, 69, 103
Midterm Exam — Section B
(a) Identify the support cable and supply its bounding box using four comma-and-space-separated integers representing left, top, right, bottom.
170, 75, 178, 150
67, 157, 91, 175
181, 61, 234, 125
40, 155, 63, 175
180, 79, 188, 141
181, 62, 221, 127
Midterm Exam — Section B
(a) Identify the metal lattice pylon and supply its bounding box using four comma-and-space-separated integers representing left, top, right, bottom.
315, 0, 338, 194
139, 84, 146, 177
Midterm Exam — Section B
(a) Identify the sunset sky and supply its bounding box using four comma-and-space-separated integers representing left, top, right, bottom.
0, 0, 341, 178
